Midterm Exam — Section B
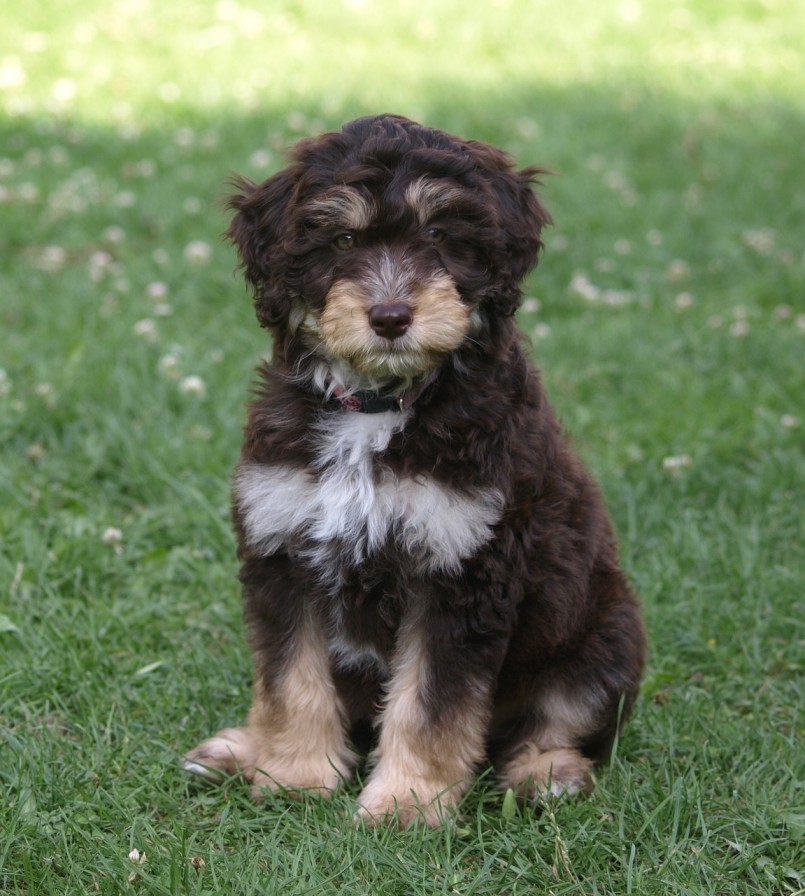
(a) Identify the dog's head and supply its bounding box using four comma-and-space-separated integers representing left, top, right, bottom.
228, 114, 550, 382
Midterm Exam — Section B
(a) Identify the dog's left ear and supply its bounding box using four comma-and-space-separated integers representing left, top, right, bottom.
468, 142, 552, 315
227, 168, 298, 328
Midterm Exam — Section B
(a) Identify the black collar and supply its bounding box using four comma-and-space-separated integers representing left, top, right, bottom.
333, 368, 440, 414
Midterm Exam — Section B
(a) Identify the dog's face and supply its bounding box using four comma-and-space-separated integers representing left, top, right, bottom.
228, 115, 550, 381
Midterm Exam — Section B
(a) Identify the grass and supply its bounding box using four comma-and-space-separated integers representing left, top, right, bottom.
1, 0, 803, 892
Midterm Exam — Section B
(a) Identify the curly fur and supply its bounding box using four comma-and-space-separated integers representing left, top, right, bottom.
184, 114, 646, 827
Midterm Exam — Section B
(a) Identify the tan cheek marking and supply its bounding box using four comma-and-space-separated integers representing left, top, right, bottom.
319, 279, 372, 359
410, 275, 471, 353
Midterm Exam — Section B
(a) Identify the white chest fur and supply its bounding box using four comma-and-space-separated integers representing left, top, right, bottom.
235, 411, 502, 575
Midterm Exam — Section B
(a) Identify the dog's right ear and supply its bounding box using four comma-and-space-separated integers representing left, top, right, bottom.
227, 170, 298, 328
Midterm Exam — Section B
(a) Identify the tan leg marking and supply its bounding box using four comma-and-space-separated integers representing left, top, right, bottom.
184, 618, 353, 798
500, 744, 593, 799
355, 634, 487, 827
499, 685, 602, 799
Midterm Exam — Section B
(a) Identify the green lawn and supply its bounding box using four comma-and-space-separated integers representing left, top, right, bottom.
1, 1, 803, 893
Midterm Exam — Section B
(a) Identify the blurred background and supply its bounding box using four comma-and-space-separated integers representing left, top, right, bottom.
1, 1, 803, 893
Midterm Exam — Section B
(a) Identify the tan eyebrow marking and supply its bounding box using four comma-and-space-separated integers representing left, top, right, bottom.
404, 177, 464, 224
305, 187, 375, 230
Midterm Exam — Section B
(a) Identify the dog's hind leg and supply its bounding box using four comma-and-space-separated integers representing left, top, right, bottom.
494, 683, 602, 799
493, 665, 637, 800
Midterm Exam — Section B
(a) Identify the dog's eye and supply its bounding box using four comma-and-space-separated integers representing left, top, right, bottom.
333, 232, 355, 250
425, 227, 446, 243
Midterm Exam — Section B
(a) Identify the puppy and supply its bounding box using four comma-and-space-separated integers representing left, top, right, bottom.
184, 114, 646, 826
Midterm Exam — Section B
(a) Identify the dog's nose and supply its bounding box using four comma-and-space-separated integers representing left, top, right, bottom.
368, 303, 413, 340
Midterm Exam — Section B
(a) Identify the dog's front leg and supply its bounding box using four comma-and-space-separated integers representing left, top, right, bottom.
184, 557, 354, 798
356, 618, 495, 827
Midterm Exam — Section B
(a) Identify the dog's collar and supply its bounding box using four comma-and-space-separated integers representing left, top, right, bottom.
333, 368, 440, 414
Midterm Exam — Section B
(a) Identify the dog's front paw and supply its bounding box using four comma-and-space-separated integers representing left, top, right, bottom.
355, 767, 462, 828
183, 727, 256, 780
183, 726, 349, 798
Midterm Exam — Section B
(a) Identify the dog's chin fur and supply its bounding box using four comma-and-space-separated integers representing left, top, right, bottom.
185, 114, 646, 827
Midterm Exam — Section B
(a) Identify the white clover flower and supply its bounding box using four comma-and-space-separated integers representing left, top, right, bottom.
133, 318, 158, 343
128, 847, 147, 879
662, 455, 691, 475
666, 259, 690, 283
729, 320, 750, 338
569, 272, 600, 302
146, 281, 169, 300
286, 111, 308, 132
133, 159, 156, 178
158, 353, 181, 380
37, 245, 67, 272
102, 528, 124, 554
26, 443, 46, 462
741, 228, 776, 255
521, 297, 541, 314
174, 127, 195, 147
200, 131, 219, 150
189, 425, 212, 441
780, 415, 799, 430
249, 148, 272, 169
113, 190, 136, 208
102, 225, 126, 244
19, 183, 40, 202
601, 289, 633, 307
179, 375, 206, 397
674, 292, 695, 311
34, 383, 56, 408
0, 369, 10, 398
184, 240, 212, 265
88, 250, 114, 282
